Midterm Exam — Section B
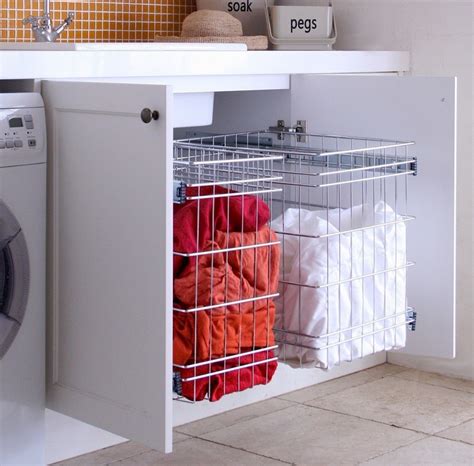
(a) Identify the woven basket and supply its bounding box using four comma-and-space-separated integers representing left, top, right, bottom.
155, 10, 268, 50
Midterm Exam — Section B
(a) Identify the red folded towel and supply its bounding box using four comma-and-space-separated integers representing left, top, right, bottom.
176, 350, 277, 402
173, 186, 271, 277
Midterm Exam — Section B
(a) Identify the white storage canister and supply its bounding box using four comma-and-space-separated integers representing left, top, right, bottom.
270, 5, 333, 39
196, 0, 267, 35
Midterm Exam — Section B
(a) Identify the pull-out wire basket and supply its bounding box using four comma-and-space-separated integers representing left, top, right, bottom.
172, 130, 417, 401
172, 137, 283, 402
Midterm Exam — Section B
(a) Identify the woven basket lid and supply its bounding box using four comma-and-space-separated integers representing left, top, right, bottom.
181, 10, 243, 38
155, 9, 268, 50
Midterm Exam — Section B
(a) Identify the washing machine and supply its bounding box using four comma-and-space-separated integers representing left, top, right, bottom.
0, 93, 46, 465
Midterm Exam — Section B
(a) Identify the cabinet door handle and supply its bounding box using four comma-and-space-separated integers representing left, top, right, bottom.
141, 108, 160, 124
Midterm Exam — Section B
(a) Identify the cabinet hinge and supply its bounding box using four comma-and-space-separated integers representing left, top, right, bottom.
410, 157, 418, 176
173, 180, 187, 204
407, 309, 417, 332
269, 120, 307, 143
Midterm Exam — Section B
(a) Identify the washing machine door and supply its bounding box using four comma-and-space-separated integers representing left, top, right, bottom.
0, 200, 30, 359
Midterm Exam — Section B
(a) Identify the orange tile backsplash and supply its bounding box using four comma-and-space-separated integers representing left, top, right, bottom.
0, 1, 196, 42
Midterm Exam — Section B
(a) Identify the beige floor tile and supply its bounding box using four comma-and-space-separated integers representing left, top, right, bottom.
176, 398, 295, 436
279, 370, 376, 403
394, 368, 474, 394
362, 363, 406, 378
202, 404, 424, 465
309, 376, 474, 435
112, 438, 288, 465
436, 419, 474, 445
361, 436, 474, 465
52, 441, 150, 466
279, 363, 406, 404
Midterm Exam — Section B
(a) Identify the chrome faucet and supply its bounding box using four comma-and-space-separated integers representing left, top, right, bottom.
23, 0, 74, 42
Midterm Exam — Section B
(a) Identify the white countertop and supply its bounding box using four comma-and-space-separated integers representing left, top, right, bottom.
0, 42, 248, 51
0, 48, 409, 82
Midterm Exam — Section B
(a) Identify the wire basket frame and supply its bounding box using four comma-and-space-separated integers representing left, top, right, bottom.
173, 130, 417, 400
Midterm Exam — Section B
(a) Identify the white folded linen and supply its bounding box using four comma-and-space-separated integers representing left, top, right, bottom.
272, 201, 407, 369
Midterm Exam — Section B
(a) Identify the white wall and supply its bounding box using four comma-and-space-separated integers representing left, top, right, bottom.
332, 0, 473, 379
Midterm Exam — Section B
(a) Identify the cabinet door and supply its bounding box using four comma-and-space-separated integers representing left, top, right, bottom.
42, 81, 173, 453
291, 75, 456, 359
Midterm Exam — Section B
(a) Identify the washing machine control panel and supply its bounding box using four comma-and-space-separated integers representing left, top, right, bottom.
0, 106, 46, 167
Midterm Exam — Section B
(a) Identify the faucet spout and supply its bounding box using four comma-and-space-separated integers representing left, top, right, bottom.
54, 12, 74, 35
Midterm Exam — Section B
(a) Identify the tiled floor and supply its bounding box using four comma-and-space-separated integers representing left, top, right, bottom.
53, 364, 474, 465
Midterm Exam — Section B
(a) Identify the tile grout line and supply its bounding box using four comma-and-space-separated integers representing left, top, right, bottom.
432, 435, 474, 447
56, 436, 191, 466
275, 373, 390, 404
358, 432, 474, 465
436, 417, 474, 430
174, 400, 298, 437
104, 448, 154, 466
103, 437, 208, 466
432, 417, 474, 446
301, 402, 437, 437
278, 382, 371, 402
303, 373, 473, 409
102, 437, 201, 466
391, 372, 474, 395
188, 435, 293, 465
432, 416, 474, 435
355, 434, 431, 465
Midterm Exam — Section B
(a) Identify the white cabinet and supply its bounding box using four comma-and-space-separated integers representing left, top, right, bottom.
43, 82, 174, 452
42, 73, 456, 454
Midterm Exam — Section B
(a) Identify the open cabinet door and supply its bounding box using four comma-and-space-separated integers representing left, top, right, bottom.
42, 81, 173, 452
291, 75, 456, 359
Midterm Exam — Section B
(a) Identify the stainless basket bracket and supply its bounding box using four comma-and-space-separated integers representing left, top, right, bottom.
172, 372, 183, 395
173, 180, 187, 204
407, 309, 417, 331
269, 120, 307, 143
410, 157, 418, 176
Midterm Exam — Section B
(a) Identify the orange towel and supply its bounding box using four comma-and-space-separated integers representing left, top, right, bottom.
173, 226, 280, 365
177, 350, 278, 402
